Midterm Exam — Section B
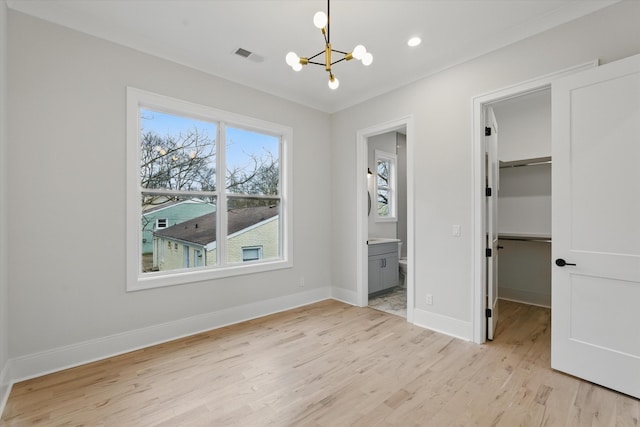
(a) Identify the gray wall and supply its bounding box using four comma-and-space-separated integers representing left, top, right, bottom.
331, 1, 640, 333
0, 0, 10, 402
7, 11, 332, 360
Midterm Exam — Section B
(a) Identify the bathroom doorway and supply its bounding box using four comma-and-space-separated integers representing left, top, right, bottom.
356, 117, 414, 322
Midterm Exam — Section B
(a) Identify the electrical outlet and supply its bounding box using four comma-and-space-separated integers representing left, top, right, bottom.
299, 277, 305, 287
426, 294, 433, 305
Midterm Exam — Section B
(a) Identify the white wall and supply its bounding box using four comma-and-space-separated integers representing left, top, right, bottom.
6, 11, 332, 377
498, 164, 551, 237
493, 89, 551, 162
331, 1, 640, 338
0, 0, 11, 410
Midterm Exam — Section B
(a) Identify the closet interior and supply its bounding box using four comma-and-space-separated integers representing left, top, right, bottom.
492, 88, 552, 309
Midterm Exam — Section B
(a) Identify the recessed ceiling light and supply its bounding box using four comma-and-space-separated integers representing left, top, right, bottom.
407, 37, 422, 47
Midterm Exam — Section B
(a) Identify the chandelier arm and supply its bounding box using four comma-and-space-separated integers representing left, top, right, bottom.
307, 50, 325, 61
330, 57, 349, 66
331, 49, 349, 55
307, 61, 326, 67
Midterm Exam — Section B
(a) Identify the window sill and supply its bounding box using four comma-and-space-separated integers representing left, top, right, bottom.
127, 259, 293, 292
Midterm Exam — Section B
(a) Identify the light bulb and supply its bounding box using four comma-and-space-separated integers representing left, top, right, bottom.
362, 52, 373, 66
352, 44, 366, 60
313, 11, 328, 29
408, 37, 422, 47
292, 62, 303, 72
328, 75, 340, 90
285, 51, 299, 67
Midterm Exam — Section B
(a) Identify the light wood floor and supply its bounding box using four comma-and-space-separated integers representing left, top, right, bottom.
2, 299, 638, 426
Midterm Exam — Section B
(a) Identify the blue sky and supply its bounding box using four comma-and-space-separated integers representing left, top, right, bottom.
141, 109, 279, 172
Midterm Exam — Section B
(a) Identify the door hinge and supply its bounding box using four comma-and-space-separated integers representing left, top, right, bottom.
485, 187, 492, 197
486, 308, 492, 318
486, 248, 492, 257
485, 127, 492, 136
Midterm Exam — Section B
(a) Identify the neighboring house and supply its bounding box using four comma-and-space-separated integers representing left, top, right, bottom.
152, 205, 279, 271
141, 199, 215, 255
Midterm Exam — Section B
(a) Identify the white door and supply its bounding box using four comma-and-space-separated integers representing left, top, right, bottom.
552, 53, 640, 398
485, 107, 499, 340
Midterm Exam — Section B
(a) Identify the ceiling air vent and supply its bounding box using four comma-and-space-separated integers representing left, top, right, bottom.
235, 48, 252, 58
233, 48, 264, 63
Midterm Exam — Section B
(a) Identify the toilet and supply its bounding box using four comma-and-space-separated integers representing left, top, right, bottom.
399, 259, 407, 287
398, 242, 407, 288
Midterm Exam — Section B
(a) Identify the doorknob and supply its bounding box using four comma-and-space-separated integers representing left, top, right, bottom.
555, 258, 576, 267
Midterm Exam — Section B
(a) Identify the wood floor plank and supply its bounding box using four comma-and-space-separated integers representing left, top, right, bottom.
1, 299, 638, 426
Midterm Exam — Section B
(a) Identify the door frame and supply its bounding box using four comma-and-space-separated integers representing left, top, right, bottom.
470, 60, 598, 344
356, 116, 414, 322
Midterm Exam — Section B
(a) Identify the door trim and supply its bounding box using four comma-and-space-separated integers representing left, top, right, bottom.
356, 116, 414, 322
470, 60, 598, 344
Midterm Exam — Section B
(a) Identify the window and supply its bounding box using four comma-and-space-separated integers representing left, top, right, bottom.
242, 246, 263, 262
127, 88, 292, 291
374, 150, 397, 222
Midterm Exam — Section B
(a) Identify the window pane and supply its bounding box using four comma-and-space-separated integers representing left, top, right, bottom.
226, 198, 280, 263
140, 109, 217, 191
242, 247, 262, 262
141, 195, 217, 273
377, 188, 390, 216
225, 127, 280, 195
377, 159, 389, 188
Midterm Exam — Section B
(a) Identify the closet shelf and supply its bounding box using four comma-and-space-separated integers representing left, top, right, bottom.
499, 156, 551, 169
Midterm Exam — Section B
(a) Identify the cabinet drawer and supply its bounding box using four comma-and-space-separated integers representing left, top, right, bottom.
368, 242, 397, 257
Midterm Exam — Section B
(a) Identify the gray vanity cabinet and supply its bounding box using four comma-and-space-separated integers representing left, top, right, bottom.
368, 242, 399, 294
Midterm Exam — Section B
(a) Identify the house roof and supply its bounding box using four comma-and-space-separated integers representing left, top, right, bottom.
142, 198, 213, 214
154, 205, 279, 246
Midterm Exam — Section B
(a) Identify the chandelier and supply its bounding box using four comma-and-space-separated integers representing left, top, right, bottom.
285, 0, 373, 90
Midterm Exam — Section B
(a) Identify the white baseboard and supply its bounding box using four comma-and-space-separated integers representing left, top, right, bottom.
9, 287, 332, 384
412, 308, 473, 341
499, 287, 551, 308
0, 361, 11, 419
331, 286, 359, 306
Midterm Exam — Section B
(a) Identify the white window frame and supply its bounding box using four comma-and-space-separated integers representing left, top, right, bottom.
126, 87, 293, 291
374, 149, 397, 222
155, 218, 168, 229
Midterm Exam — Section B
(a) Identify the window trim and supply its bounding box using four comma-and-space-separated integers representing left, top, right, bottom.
374, 149, 397, 222
126, 87, 293, 291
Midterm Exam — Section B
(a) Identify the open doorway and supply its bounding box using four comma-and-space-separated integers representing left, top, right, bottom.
356, 117, 414, 322
471, 61, 597, 343
486, 89, 552, 341
366, 130, 408, 317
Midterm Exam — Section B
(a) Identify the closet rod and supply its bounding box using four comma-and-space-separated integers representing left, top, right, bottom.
498, 236, 551, 243
499, 156, 551, 169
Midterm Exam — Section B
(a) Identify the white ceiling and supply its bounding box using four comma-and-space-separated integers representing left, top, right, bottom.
6, 0, 619, 113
